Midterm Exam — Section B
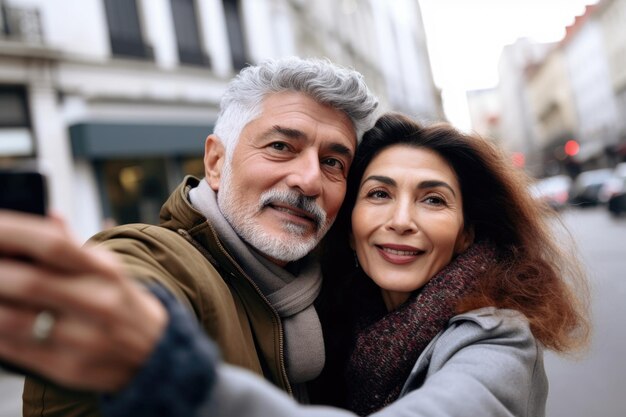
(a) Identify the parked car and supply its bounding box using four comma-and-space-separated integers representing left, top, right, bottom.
530, 175, 572, 210
599, 162, 626, 204
607, 176, 626, 216
569, 168, 613, 207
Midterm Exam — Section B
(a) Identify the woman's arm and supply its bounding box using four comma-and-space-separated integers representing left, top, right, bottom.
103, 307, 544, 417
389, 308, 547, 417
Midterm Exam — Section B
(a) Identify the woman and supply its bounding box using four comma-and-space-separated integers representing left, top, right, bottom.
309, 112, 591, 415
2, 113, 590, 417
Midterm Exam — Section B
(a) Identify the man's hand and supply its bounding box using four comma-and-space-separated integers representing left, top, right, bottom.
0, 211, 167, 391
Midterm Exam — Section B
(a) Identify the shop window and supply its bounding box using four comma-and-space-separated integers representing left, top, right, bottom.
101, 158, 169, 226
182, 156, 204, 178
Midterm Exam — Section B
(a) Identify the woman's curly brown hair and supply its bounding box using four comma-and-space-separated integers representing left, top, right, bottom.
321, 112, 590, 354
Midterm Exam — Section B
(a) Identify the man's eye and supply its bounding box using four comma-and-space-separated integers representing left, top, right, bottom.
269, 142, 288, 151
322, 158, 345, 171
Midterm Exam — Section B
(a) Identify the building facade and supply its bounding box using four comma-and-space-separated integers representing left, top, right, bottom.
563, 5, 619, 169
491, 1, 626, 177
466, 87, 501, 142
596, 0, 626, 156
497, 38, 553, 174
526, 46, 580, 176
0, 0, 441, 240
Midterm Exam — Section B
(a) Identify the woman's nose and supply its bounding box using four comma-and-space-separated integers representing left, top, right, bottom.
386, 200, 417, 235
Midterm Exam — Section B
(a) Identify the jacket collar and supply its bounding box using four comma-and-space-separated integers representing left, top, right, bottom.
159, 176, 207, 232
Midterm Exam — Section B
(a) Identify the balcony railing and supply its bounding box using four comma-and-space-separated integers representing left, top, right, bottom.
0, 3, 43, 44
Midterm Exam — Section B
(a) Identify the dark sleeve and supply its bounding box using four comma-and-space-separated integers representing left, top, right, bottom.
100, 285, 220, 417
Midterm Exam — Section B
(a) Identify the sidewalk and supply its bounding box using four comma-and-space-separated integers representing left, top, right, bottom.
0, 371, 22, 417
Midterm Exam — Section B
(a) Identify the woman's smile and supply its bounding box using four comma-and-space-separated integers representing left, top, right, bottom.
375, 244, 424, 264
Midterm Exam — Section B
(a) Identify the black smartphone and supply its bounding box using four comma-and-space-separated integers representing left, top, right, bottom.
0, 169, 48, 375
0, 169, 47, 215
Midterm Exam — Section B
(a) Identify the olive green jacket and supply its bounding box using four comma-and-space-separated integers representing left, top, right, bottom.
23, 177, 291, 417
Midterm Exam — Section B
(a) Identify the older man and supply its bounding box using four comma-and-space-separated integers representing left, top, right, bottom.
0, 57, 378, 416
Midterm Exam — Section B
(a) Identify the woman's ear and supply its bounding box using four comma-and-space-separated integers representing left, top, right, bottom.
204, 134, 225, 191
455, 225, 475, 254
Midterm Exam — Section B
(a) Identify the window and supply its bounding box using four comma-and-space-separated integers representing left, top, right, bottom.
222, 0, 247, 70
171, 0, 209, 66
100, 158, 170, 225
0, 85, 34, 157
0, 3, 44, 43
104, 0, 153, 59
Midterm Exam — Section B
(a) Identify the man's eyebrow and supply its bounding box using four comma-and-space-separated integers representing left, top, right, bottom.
269, 125, 306, 139
266, 125, 354, 159
329, 143, 353, 159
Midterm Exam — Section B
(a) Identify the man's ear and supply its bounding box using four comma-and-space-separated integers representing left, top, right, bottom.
204, 134, 225, 191
455, 224, 475, 254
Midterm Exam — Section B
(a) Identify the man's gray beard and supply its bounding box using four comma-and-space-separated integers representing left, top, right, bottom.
217, 163, 331, 262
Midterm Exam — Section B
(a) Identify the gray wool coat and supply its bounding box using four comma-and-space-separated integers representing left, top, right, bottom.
210, 306, 547, 417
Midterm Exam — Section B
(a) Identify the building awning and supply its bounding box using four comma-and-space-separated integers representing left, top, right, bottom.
70, 122, 213, 158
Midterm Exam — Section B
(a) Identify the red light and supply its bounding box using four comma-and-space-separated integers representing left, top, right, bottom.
511, 152, 525, 168
564, 140, 579, 156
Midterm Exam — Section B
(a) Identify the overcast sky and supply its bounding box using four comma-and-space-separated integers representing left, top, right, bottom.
418, 0, 600, 130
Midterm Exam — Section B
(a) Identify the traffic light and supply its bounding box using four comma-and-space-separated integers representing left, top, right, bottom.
564, 140, 579, 157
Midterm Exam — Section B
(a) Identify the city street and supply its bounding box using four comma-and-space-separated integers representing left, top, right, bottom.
0, 206, 624, 416
545, 206, 626, 417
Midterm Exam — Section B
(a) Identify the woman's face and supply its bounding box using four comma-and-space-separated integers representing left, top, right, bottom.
351, 145, 471, 310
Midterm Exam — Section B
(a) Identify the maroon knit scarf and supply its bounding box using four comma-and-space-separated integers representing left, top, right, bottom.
345, 242, 497, 415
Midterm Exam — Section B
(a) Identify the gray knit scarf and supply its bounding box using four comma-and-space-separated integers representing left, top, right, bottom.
189, 179, 325, 386
345, 241, 497, 415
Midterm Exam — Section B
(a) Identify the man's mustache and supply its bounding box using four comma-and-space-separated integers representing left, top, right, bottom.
260, 189, 327, 230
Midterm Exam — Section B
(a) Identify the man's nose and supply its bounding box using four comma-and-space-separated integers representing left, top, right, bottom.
386, 199, 417, 235
285, 151, 323, 197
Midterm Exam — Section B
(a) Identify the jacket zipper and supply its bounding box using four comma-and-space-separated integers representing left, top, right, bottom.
178, 228, 293, 396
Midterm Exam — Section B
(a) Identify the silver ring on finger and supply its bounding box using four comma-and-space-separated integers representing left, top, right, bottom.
31, 310, 56, 343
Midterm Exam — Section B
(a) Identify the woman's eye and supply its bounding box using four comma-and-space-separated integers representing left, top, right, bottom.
367, 189, 389, 199
424, 195, 446, 206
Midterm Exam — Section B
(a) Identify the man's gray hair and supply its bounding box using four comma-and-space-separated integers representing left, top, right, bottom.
213, 56, 379, 159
